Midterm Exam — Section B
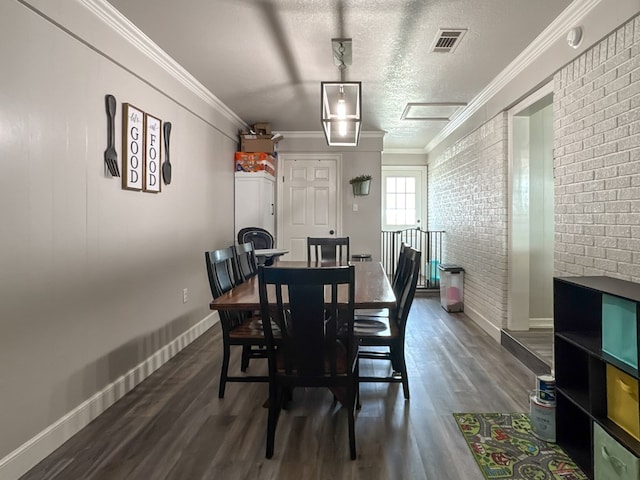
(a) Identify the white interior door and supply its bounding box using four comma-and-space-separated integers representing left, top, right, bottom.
277, 155, 340, 261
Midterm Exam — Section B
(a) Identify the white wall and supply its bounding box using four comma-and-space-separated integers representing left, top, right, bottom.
554, 15, 640, 280
529, 103, 554, 319
0, 1, 242, 475
428, 114, 509, 340
382, 152, 428, 166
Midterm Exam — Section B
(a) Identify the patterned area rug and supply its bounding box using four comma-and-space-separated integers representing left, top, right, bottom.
453, 413, 587, 480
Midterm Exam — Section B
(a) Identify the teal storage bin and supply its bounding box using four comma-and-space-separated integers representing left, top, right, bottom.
428, 259, 440, 283
602, 294, 638, 370
594, 422, 640, 480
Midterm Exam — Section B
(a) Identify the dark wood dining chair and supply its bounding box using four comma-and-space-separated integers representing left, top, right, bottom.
205, 247, 268, 398
233, 242, 258, 283
307, 236, 350, 264
355, 246, 421, 399
355, 242, 411, 318
258, 265, 359, 460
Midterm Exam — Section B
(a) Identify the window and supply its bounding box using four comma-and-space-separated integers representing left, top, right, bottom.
382, 166, 427, 230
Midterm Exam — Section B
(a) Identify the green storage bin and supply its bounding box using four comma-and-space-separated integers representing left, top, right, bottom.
602, 294, 638, 370
594, 422, 640, 479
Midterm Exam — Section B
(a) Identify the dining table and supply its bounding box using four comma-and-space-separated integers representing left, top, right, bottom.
209, 260, 395, 311
209, 260, 395, 409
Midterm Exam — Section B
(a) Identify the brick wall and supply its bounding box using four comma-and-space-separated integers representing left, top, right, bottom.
428, 114, 509, 334
554, 15, 640, 281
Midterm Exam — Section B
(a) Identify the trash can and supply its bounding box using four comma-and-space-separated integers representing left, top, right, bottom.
438, 264, 464, 312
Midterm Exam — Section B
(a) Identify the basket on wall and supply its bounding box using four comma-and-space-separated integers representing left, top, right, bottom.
350, 175, 371, 196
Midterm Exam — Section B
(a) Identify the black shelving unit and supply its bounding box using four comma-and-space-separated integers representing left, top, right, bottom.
554, 276, 640, 479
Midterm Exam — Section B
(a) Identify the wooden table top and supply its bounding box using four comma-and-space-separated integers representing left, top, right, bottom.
209, 261, 395, 310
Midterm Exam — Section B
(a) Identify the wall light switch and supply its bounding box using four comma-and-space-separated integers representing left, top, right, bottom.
183, 288, 188, 304
353, 203, 358, 212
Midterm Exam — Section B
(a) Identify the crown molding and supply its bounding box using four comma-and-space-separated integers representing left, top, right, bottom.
79, 0, 246, 129
425, 0, 602, 153
382, 149, 429, 155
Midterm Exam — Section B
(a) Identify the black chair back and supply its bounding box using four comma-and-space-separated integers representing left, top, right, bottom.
234, 242, 258, 283
393, 246, 421, 331
258, 265, 356, 377
392, 243, 411, 295
205, 247, 237, 298
307, 237, 350, 264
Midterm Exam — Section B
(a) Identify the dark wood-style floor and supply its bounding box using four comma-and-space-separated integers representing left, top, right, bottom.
20, 298, 536, 480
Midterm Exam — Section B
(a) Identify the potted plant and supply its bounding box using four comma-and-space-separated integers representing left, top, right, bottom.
349, 174, 372, 196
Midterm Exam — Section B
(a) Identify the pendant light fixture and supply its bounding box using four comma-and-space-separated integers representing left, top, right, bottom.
321, 38, 361, 146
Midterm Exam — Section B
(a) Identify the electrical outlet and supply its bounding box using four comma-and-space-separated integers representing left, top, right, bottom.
182, 288, 188, 304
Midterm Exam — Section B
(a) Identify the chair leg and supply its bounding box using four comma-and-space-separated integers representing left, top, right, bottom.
400, 368, 410, 399
283, 387, 293, 408
219, 343, 231, 399
389, 343, 410, 399
397, 346, 410, 400
266, 382, 281, 459
348, 379, 357, 460
355, 360, 361, 410
241, 345, 250, 372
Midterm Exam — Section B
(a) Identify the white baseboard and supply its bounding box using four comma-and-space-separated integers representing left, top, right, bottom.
464, 305, 502, 342
0, 312, 219, 480
529, 317, 553, 329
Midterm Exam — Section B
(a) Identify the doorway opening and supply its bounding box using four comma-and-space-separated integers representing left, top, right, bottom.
504, 82, 554, 372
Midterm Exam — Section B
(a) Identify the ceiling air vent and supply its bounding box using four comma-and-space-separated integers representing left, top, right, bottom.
432, 29, 467, 53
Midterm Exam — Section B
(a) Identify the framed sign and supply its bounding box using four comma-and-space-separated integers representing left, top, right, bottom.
122, 103, 144, 190
144, 114, 162, 193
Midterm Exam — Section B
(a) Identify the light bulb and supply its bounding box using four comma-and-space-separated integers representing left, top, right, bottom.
337, 98, 346, 119
339, 121, 347, 137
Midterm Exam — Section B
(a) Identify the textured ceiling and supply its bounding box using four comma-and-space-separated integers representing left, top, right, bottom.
106, 0, 572, 150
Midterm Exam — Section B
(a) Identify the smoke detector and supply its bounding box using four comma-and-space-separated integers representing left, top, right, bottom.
566, 26, 583, 49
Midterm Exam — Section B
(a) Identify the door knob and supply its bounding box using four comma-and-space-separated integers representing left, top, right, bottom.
329, 230, 335, 235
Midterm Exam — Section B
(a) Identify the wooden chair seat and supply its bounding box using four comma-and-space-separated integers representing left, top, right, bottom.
229, 318, 280, 340
354, 308, 390, 317
354, 316, 398, 339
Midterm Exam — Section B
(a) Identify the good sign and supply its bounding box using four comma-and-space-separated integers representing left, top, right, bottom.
122, 103, 164, 193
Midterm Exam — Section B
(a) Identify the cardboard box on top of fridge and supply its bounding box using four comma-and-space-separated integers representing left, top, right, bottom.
240, 137, 275, 153
252, 122, 272, 135
238, 132, 283, 153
